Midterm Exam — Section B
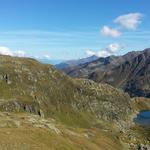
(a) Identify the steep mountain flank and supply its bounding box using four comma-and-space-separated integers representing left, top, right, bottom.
62, 48, 150, 98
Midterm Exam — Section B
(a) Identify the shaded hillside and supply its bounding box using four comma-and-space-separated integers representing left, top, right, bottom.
63, 48, 150, 98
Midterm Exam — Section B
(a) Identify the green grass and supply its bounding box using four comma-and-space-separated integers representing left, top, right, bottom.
0, 55, 132, 128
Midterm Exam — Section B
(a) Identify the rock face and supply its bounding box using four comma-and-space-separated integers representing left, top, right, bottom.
62, 48, 150, 98
0, 55, 132, 128
0, 100, 41, 116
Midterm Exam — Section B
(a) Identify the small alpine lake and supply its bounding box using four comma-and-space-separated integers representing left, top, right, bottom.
134, 110, 150, 128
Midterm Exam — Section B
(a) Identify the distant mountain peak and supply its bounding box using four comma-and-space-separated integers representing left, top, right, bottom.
55, 55, 99, 69
60, 48, 150, 98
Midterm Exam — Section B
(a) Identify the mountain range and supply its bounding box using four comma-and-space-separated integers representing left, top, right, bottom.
38, 58, 64, 65
55, 55, 99, 69
57, 48, 150, 98
0, 54, 149, 149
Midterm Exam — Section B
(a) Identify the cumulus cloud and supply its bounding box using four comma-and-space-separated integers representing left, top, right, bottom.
0, 47, 14, 56
0, 46, 26, 57
86, 50, 97, 56
114, 13, 143, 30
107, 43, 121, 52
86, 43, 122, 57
101, 26, 121, 38
0, 46, 52, 61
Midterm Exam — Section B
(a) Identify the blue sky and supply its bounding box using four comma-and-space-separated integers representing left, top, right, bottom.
0, 0, 149, 60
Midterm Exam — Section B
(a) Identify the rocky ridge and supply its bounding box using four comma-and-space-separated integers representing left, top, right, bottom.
61, 48, 150, 98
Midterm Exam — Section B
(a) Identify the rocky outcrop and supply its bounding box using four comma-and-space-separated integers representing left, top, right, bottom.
0, 100, 43, 116
131, 97, 150, 112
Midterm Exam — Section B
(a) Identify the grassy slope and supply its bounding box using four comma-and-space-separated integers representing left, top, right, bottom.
0, 55, 132, 128
0, 55, 139, 149
0, 112, 123, 150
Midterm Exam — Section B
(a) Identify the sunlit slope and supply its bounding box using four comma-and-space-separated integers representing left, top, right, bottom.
0, 55, 132, 128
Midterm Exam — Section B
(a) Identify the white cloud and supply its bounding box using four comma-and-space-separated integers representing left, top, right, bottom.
14, 50, 26, 57
114, 13, 143, 30
101, 26, 121, 38
0, 46, 26, 57
43, 55, 51, 60
86, 50, 97, 56
97, 50, 111, 57
0, 46, 14, 56
86, 43, 122, 57
0, 46, 53, 61
107, 43, 121, 52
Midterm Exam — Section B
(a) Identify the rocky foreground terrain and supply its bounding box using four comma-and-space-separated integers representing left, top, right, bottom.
61, 48, 150, 98
0, 55, 149, 150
